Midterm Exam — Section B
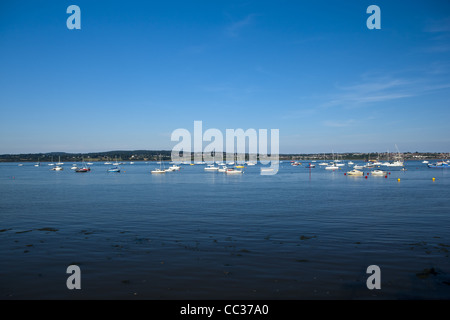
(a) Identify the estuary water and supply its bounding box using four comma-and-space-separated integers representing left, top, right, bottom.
0, 161, 449, 299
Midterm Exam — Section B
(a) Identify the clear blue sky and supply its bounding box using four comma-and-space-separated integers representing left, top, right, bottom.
1, 0, 449, 154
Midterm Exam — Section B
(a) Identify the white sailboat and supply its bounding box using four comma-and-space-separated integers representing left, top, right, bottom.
383, 146, 404, 167
325, 163, 339, 170
151, 155, 166, 174
218, 166, 228, 172
225, 153, 243, 174
204, 164, 219, 171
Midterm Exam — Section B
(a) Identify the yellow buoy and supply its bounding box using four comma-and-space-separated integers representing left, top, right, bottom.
397, 178, 401, 182
432, 177, 435, 182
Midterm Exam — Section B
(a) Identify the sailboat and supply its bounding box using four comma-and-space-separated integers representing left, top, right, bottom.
226, 153, 243, 175
75, 158, 91, 172
166, 164, 180, 172
204, 152, 220, 171
325, 152, 339, 170
325, 163, 339, 170
383, 146, 404, 167
218, 165, 228, 172
107, 157, 121, 172
56, 156, 64, 165
107, 164, 120, 173
204, 164, 219, 171
50, 156, 63, 169
151, 155, 166, 174
34, 157, 40, 167
318, 153, 328, 166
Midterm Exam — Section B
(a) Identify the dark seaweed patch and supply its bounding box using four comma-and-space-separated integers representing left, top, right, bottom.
416, 268, 439, 279
16, 230, 33, 234
37, 228, 58, 232
300, 235, 316, 240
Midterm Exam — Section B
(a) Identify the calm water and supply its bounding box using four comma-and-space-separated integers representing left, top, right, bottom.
1, 161, 449, 299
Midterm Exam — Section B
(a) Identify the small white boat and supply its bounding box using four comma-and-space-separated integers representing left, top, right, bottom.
348, 161, 354, 165
353, 165, 364, 169
50, 165, 63, 171
318, 162, 328, 166
204, 165, 219, 171
151, 169, 166, 174
169, 165, 180, 171
18, 164, 23, 166
384, 160, 404, 167
422, 160, 429, 164
71, 165, 78, 170
371, 169, 387, 176
325, 164, 339, 170
246, 162, 256, 166
346, 169, 363, 176
226, 168, 243, 175
218, 166, 228, 172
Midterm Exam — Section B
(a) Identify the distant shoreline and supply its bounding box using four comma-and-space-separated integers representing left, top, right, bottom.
0, 150, 448, 162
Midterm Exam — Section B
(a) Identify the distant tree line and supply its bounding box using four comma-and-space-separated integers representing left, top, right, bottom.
0, 150, 448, 162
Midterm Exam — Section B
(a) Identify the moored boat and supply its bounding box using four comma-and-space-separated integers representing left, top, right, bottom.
226, 168, 243, 175
371, 169, 387, 176
346, 169, 364, 176
428, 161, 449, 168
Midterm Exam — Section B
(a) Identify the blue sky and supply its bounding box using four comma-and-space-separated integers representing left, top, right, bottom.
1, 0, 449, 154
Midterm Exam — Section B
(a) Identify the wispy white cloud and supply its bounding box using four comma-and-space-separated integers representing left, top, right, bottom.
424, 17, 450, 34
224, 14, 256, 37
422, 17, 450, 52
323, 76, 415, 108
322, 71, 450, 109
